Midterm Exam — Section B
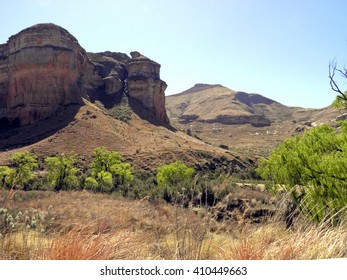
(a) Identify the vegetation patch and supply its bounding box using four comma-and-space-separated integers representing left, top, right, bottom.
95, 94, 132, 123
257, 120, 347, 224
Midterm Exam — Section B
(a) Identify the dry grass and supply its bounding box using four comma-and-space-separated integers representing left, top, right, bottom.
42, 228, 147, 260
0, 231, 50, 260
215, 221, 347, 260
1, 191, 347, 260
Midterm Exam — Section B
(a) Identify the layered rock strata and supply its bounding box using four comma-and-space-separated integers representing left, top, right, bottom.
0, 23, 94, 126
125, 51, 169, 123
0, 23, 169, 127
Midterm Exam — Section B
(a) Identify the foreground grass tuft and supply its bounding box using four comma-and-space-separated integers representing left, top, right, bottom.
1, 191, 347, 260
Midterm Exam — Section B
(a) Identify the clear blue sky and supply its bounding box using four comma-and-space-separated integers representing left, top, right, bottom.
1, 0, 347, 108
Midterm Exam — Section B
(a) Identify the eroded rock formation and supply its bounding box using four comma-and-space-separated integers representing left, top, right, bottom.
0, 23, 94, 126
0, 23, 169, 127
126, 51, 169, 123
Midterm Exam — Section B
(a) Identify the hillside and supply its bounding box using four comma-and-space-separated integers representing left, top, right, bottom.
166, 84, 340, 156
0, 98, 248, 172
0, 24, 249, 173
0, 23, 340, 172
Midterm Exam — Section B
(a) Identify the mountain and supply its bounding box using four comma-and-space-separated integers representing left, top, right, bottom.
0, 24, 248, 173
166, 84, 340, 156
1, 24, 339, 171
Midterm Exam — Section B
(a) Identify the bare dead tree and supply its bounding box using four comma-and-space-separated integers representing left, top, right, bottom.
329, 60, 347, 103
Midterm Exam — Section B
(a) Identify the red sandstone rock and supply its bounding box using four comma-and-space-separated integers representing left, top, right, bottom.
126, 52, 169, 123
0, 24, 169, 127
0, 23, 94, 126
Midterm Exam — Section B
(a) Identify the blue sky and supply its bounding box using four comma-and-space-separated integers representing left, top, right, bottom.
1, 0, 347, 108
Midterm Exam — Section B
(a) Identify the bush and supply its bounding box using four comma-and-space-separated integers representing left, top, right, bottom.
0, 166, 12, 190
157, 161, 196, 203
257, 121, 347, 224
0, 152, 38, 191
157, 161, 195, 187
85, 147, 134, 193
118, 175, 158, 200
45, 153, 80, 191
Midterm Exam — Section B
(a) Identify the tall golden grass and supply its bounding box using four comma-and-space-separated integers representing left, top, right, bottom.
1, 191, 346, 260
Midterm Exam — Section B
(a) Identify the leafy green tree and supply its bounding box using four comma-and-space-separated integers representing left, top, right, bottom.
84, 177, 99, 191
109, 161, 134, 185
0, 166, 12, 189
45, 153, 80, 191
0, 152, 38, 190
157, 161, 195, 187
257, 122, 347, 224
332, 92, 347, 109
85, 147, 133, 192
156, 161, 196, 202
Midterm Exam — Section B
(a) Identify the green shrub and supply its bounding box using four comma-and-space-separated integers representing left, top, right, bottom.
156, 161, 196, 203
84, 177, 99, 192
0, 152, 38, 191
45, 153, 80, 191
85, 147, 134, 193
257, 121, 347, 224
157, 161, 195, 187
0, 166, 12, 189
118, 175, 158, 200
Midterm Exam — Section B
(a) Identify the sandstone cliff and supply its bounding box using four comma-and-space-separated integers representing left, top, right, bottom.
0, 23, 169, 127
126, 51, 169, 123
0, 23, 94, 126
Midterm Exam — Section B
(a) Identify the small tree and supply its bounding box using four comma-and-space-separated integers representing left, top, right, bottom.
157, 161, 195, 187
85, 147, 133, 192
156, 161, 195, 202
329, 60, 347, 108
45, 153, 80, 191
0, 152, 38, 199
0, 166, 12, 189
257, 122, 347, 224
10, 151, 38, 187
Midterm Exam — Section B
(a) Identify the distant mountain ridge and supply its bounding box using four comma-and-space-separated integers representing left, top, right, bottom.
167, 84, 284, 127
166, 84, 339, 156
166, 83, 336, 124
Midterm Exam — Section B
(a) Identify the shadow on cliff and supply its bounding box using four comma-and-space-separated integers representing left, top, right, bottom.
0, 104, 80, 151
88, 89, 176, 131
127, 96, 177, 132
87, 88, 123, 109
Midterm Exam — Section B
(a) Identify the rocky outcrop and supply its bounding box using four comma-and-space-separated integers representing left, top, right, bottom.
0, 23, 95, 126
234, 91, 276, 106
126, 51, 169, 123
87, 50, 169, 123
0, 24, 169, 127
85, 52, 129, 105
205, 114, 271, 127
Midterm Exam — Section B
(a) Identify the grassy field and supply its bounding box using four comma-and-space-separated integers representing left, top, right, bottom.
1, 190, 346, 260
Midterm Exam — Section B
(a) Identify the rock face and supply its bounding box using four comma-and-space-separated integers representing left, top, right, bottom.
0, 23, 94, 126
0, 23, 169, 127
125, 51, 169, 123
204, 114, 271, 127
